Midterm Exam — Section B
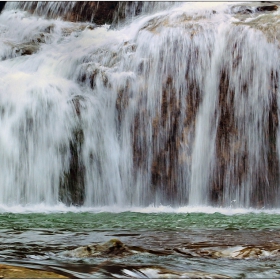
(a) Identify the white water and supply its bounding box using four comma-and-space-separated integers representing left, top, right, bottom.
0, 2, 280, 209
0, 203, 279, 215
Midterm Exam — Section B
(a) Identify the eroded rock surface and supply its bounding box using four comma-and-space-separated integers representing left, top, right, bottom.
0, 264, 68, 279
212, 245, 280, 259
175, 243, 280, 260
11, 2, 118, 25
63, 239, 140, 258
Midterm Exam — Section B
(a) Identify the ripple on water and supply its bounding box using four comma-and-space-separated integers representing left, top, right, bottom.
0, 212, 280, 277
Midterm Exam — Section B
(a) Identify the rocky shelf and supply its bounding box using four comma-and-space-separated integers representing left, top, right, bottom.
0, 264, 68, 279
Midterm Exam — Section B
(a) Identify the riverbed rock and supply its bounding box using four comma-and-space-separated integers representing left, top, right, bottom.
0, 264, 68, 279
187, 244, 280, 259
64, 239, 136, 258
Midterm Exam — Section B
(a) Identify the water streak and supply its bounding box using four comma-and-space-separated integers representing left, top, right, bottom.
0, 2, 279, 209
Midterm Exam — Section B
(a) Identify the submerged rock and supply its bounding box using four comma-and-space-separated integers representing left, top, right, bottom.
64, 239, 137, 258
179, 243, 280, 260
14, 44, 40, 56
212, 245, 280, 259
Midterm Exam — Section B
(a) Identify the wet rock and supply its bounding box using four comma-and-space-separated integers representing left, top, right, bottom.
0, 264, 68, 278
61, 24, 94, 36
191, 244, 280, 259
64, 2, 118, 25
0, 2, 6, 14
2, 33, 47, 60
14, 44, 40, 56
235, 14, 280, 44
17, 2, 119, 25
231, 4, 278, 15
256, 5, 278, 12
59, 125, 85, 206
231, 6, 254, 14
64, 239, 136, 258
210, 30, 280, 207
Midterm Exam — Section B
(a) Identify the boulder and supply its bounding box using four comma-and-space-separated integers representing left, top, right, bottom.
64, 239, 135, 258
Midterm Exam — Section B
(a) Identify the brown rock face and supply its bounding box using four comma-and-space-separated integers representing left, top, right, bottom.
210, 68, 279, 207
256, 5, 278, 12
150, 76, 185, 204
0, 264, 68, 279
13, 2, 119, 25
64, 2, 118, 25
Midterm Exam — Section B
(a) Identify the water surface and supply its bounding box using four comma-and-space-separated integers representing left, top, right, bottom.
1, 207, 280, 278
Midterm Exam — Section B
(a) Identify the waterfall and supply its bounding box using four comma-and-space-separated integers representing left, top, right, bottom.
0, 1, 280, 208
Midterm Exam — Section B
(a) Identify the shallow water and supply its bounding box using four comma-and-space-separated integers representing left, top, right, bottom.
0, 208, 280, 278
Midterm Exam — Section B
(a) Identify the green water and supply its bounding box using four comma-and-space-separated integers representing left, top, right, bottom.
1, 211, 280, 230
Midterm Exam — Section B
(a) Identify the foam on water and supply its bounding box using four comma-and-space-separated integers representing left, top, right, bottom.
0, 203, 279, 216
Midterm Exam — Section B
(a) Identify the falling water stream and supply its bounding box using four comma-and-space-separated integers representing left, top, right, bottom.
0, 1, 280, 278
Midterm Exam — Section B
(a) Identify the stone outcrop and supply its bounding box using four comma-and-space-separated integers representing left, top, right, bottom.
63, 2, 118, 25
12, 2, 119, 25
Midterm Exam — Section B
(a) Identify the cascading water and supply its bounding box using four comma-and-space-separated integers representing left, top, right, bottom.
0, 1, 280, 208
